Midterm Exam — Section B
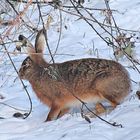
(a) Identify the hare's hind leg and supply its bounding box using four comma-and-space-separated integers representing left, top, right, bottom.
88, 103, 106, 118
100, 94, 120, 116
102, 94, 119, 109
93, 93, 120, 117
95, 103, 106, 115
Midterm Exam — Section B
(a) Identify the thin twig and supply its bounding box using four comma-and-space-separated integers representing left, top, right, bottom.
9, 0, 52, 4
53, 8, 63, 58
67, 0, 123, 128
48, 3, 140, 34
0, 36, 32, 119
0, 102, 28, 112
104, 0, 140, 73
6, 0, 37, 32
0, 50, 75, 56
69, 0, 111, 45
36, 0, 55, 64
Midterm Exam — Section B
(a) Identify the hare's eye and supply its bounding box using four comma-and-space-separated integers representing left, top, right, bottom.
21, 62, 30, 71
24, 63, 30, 68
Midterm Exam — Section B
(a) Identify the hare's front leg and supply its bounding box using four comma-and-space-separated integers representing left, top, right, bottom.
45, 104, 69, 122
45, 104, 61, 122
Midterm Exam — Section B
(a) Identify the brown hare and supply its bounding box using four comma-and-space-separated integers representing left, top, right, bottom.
18, 29, 131, 122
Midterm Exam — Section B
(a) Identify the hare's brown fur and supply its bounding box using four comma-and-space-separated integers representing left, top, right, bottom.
18, 30, 131, 121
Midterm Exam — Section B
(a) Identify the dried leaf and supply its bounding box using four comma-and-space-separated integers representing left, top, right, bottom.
13, 112, 24, 118
136, 91, 140, 100
84, 116, 91, 123
124, 44, 133, 56
46, 15, 53, 29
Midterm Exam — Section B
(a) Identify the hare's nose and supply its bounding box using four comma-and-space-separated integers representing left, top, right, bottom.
18, 69, 23, 78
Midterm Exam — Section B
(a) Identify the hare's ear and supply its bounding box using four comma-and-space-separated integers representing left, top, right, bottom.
18, 30, 47, 66
18, 35, 36, 57
35, 29, 46, 54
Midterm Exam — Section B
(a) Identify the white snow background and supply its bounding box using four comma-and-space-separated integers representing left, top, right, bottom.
0, 0, 140, 140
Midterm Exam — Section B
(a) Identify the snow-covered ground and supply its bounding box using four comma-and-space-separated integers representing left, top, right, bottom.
0, 0, 140, 139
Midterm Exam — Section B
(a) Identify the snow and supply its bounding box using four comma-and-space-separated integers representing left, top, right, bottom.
0, 0, 140, 140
